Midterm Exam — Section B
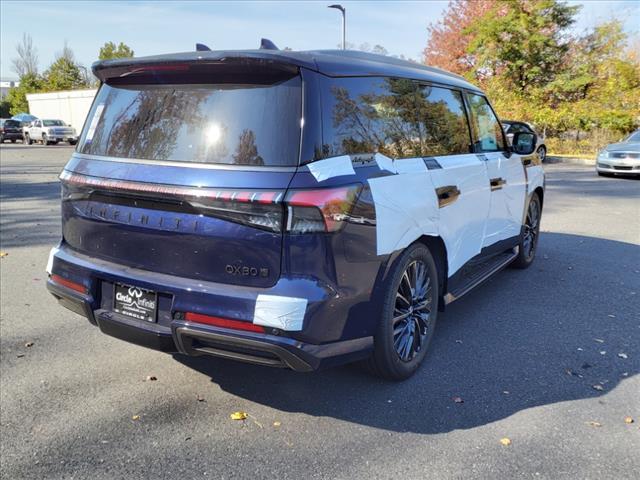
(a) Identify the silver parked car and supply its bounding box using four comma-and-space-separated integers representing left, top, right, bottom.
596, 130, 640, 177
502, 120, 547, 162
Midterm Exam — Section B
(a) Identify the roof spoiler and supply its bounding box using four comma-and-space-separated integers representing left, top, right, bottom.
260, 38, 279, 50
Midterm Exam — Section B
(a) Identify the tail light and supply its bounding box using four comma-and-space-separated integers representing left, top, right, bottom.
285, 184, 362, 233
60, 172, 361, 234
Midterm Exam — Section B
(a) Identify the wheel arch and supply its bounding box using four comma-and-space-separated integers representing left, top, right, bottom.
414, 235, 448, 312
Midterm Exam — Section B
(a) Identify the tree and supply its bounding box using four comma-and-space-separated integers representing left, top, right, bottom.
423, 0, 496, 75
466, 0, 579, 90
6, 72, 44, 115
12, 33, 39, 77
98, 41, 134, 61
43, 43, 88, 91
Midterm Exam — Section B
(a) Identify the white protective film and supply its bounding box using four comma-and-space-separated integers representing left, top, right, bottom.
368, 158, 440, 256
527, 164, 545, 193
253, 294, 308, 331
306, 155, 356, 182
482, 152, 527, 247
374, 153, 397, 174
46, 246, 60, 274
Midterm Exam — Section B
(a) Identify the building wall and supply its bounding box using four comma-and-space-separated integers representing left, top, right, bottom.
26, 89, 97, 132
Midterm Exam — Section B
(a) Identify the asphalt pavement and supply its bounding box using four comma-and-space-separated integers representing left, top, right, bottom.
1, 144, 639, 479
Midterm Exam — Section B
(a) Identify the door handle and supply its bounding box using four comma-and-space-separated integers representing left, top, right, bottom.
435, 185, 461, 208
490, 177, 506, 191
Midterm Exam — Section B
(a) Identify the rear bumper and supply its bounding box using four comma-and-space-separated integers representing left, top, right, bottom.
1, 132, 23, 140
47, 245, 373, 372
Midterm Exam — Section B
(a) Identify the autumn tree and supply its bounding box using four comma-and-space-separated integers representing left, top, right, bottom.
423, 0, 496, 75
98, 41, 134, 61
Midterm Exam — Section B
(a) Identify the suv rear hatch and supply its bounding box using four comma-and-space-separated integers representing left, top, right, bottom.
61, 60, 302, 288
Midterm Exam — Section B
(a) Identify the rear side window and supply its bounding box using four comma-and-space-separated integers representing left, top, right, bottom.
320, 77, 470, 159
78, 76, 302, 166
466, 93, 505, 153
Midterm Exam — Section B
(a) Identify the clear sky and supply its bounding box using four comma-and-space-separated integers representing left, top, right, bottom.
1, 0, 639, 80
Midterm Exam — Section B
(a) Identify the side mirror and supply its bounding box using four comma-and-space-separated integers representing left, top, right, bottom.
512, 132, 537, 155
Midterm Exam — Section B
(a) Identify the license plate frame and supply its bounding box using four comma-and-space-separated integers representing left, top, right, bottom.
113, 283, 158, 323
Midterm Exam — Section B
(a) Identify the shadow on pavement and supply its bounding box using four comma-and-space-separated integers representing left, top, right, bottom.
175, 231, 639, 434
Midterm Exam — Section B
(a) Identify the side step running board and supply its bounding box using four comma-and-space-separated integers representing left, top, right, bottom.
444, 248, 518, 304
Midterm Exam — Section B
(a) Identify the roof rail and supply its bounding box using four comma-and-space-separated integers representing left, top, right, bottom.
260, 38, 279, 50
196, 43, 212, 52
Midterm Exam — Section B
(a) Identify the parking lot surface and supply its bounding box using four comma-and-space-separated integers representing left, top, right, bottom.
1, 144, 639, 479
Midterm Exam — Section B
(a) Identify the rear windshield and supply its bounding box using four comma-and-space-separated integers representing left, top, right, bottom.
78, 76, 302, 166
4, 120, 20, 127
43, 120, 65, 126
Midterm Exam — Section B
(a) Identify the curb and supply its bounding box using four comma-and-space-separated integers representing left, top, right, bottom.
545, 156, 596, 166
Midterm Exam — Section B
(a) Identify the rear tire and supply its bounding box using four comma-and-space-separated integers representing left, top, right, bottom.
367, 243, 439, 381
511, 193, 541, 269
11, 139, 16, 143
68, 140, 77, 146
537, 145, 546, 162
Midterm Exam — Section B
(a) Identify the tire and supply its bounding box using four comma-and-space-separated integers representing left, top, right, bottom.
68, 140, 77, 146
11, 139, 16, 143
43, 134, 52, 146
367, 243, 439, 380
537, 145, 546, 162
511, 193, 542, 269
25, 134, 32, 145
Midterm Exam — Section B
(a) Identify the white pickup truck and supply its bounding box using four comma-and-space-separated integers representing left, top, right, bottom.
24, 119, 78, 146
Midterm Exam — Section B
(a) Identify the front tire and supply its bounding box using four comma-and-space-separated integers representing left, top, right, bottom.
368, 243, 439, 380
512, 193, 541, 269
25, 134, 32, 145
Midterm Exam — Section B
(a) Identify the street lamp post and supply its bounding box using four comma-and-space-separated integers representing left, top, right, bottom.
328, 4, 346, 50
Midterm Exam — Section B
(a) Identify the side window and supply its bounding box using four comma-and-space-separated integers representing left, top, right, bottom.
466, 93, 505, 153
415, 85, 471, 156
320, 77, 472, 159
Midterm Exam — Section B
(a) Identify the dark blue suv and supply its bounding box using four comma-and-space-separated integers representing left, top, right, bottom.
47, 47, 543, 380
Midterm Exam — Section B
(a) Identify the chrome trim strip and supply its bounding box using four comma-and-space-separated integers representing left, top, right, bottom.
69, 152, 301, 173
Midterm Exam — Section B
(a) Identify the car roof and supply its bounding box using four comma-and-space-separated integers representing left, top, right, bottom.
92, 49, 483, 93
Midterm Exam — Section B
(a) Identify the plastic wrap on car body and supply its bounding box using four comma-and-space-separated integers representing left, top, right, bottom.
253, 294, 308, 331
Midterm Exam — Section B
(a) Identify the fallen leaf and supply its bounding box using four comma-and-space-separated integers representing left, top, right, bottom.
592, 384, 604, 391
196, 394, 205, 402
145, 375, 157, 381
502, 391, 510, 395
599, 351, 606, 355
132, 415, 140, 421
593, 338, 604, 343
500, 437, 512, 446
624, 416, 634, 424
607, 314, 616, 318
230, 411, 248, 421
25, 342, 34, 348
16, 354, 25, 358
455, 339, 463, 344
0, 252, 8, 258
621, 372, 629, 377
273, 421, 281, 427
586, 421, 602, 427
617, 353, 628, 359
452, 396, 464, 404
567, 266, 573, 270
577, 347, 584, 351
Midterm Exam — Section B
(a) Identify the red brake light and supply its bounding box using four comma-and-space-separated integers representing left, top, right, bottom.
285, 184, 362, 233
184, 312, 265, 333
50, 274, 87, 294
